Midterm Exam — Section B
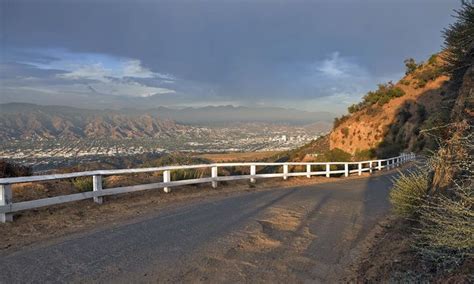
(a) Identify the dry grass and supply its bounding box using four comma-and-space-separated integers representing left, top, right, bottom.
389, 169, 429, 218
389, 122, 473, 274
414, 184, 474, 266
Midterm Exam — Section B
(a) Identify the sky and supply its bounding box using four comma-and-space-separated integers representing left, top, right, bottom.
0, 0, 460, 114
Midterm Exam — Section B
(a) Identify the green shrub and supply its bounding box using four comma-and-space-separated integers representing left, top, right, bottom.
377, 95, 390, 106
390, 169, 430, 218
324, 148, 352, 162
362, 82, 405, 107
354, 149, 375, 161
333, 115, 349, 129
404, 58, 421, 75
428, 54, 438, 65
400, 79, 410, 86
348, 103, 362, 114
72, 177, 93, 192
413, 66, 443, 88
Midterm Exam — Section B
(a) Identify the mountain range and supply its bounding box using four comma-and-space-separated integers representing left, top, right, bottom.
0, 103, 333, 140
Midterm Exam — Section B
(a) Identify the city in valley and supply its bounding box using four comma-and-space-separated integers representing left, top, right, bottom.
1, 123, 326, 171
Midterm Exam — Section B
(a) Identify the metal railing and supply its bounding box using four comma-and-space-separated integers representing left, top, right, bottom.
0, 153, 415, 222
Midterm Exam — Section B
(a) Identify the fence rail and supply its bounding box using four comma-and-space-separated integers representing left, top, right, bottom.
0, 153, 415, 222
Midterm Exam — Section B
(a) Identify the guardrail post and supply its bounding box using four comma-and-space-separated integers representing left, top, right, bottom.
369, 161, 373, 173
344, 163, 349, 177
358, 162, 362, 176
250, 165, 256, 183
326, 164, 330, 178
0, 184, 13, 223
211, 166, 218, 188
306, 164, 311, 178
93, 175, 103, 204
163, 170, 171, 193
283, 164, 288, 180
378, 160, 382, 171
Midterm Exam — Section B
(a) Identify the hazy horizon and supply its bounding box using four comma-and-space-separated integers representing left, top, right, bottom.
1, 0, 459, 114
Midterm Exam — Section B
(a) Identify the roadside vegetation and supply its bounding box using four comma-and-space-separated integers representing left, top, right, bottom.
385, 3, 474, 280
389, 123, 473, 279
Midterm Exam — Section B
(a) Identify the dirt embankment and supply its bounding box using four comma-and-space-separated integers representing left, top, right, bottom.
346, 217, 473, 283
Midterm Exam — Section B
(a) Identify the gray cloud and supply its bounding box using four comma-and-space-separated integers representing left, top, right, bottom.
1, 0, 459, 113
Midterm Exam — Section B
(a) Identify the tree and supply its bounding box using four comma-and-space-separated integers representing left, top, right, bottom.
404, 58, 419, 75
442, 3, 474, 81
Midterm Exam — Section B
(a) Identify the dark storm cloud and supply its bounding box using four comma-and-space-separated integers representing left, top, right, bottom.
1, 0, 459, 112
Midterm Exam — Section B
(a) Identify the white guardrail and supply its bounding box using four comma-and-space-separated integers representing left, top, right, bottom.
0, 153, 415, 222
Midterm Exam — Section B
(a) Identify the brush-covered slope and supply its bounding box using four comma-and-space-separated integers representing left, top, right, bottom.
330, 54, 449, 157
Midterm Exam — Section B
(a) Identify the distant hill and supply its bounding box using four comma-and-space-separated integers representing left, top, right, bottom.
0, 103, 184, 140
0, 103, 332, 140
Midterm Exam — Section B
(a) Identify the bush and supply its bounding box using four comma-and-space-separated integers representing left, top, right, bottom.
362, 82, 405, 107
348, 103, 362, 114
354, 149, 375, 161
404, 58, 420, 75
428, 54, 438, 65
414, 185, 474, 265
333, 115, 349, 129
413, 65, 443, 88
390, 169, 430, 218
397, 122, 473, 271
323, 148, 352, 162
400, 79, 410, 86
72, 177, 94, 192
0, 160, 32, 178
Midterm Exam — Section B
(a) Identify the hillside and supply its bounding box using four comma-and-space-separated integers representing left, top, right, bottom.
285, 49, 471, 163
329, 54, 450, 157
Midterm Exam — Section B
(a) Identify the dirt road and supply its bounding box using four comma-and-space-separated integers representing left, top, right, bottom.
0, 171, 397, 283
